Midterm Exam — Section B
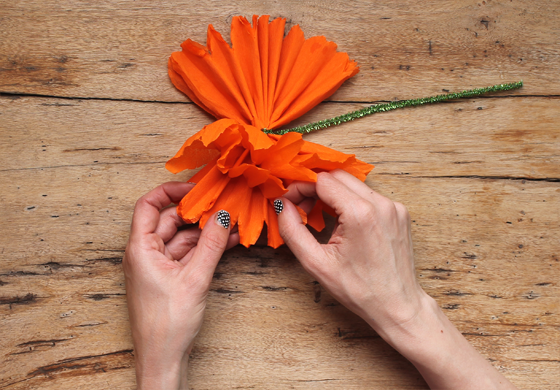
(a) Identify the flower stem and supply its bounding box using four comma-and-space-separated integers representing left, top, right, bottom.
263, 81, 523, 135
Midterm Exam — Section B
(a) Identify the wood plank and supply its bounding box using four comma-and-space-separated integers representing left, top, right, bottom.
1, 95, 558, 179
1, 96, 558, 388
0, 165, 558, 389
1, 0, 559, 102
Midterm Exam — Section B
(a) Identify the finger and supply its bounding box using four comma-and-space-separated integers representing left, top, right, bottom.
284, 181, 319, 204
165, 227, 202, 261
170, 226, 238, 265
131, 182, 194, 238
276, 198, 324, 273
226, 231, 240, 250
155, 206, 188, 243
183, 210, 231, 284
329, 169, 386, 203
296, 197, 317, 215
314, 172, 365, 216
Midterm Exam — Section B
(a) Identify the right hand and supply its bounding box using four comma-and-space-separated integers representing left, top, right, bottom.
276, 170, 517, 390
275, 170, 428, 333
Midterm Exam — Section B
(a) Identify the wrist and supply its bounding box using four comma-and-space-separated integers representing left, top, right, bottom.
135, 348, 189, 390
371, 293, 448, 362
370, 293, 504, 389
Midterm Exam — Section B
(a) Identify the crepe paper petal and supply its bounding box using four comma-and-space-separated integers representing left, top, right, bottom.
295, 204, 308, 225
169, 119, 371, 246
307, 201, 326, 232
238, 186, 268, 247
166, 119, 238, 173
265, 202, 284, 248
167, 16, 374, 247
258, 175, 287, 199
199, 175, 251, 229
229, 163, 270, 187
189, 156, 219, 184
177, 163, 230, 223
169, 15, 358, 130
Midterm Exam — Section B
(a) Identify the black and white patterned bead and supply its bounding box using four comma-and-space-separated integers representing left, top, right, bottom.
217, 210, 230, 229
273, 199, 284, 215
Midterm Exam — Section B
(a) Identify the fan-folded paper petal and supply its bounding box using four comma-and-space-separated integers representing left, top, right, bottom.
169, 15, 359, 130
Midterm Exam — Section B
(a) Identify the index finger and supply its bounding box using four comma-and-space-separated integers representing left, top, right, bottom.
284, 181, 318, 204
286, 173, 364, 217
131, 181, 194, 237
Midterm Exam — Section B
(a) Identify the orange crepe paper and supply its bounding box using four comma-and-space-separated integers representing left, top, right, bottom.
167, 15, 374, 248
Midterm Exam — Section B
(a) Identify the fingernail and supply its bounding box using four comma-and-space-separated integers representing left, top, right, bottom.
274, 199, 283, 215
217, 210, 230, 229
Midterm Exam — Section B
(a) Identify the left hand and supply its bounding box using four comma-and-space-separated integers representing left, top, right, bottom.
123, 181, 238, 390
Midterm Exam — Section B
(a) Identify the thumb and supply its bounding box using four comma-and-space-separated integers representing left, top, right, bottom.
185, 210, 230, 285
276, 198, 324, 273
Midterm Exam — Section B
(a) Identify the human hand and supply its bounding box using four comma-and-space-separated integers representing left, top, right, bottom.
276, 170, 426, 333
123, 182, 237, 390
276, 170, 517, 390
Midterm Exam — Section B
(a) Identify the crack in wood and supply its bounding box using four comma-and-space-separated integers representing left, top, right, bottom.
17, 338, 71, 348
63, 147, 122, 153
421, 267, 456, 273
0, 293, 37, 309
84, 293, 126, 301
377, 173, 560, 183
2, 91, 558, 108
11, 338, 73, 355
0, 271, 40, 277
0, 160, 166, 173
243, 271, 268, 276
0, 349, 135, 387
444, 290, 473, 296
84, 257, 123, 265
0, 91, 193, 105
73, 321, 108, 328
37, 261, 87, 270
211, 288, 244, 294
261, 286, 290, 291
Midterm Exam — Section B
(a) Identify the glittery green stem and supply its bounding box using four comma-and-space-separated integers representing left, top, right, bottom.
263, 81, 523, 135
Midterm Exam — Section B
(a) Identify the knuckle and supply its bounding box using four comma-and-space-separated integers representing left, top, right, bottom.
394, 201, 411, 222
134, 196, 145, 211
394, 201, 407, 214
377, 196, 394, 211
375, 197, 397, 218
350, 199, 375, 221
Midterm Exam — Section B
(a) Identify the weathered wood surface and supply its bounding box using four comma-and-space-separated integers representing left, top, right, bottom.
0, 1, 559, 389
1, 0, 559, 101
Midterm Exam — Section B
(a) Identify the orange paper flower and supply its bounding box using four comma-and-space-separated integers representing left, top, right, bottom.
167, 15, 373, 248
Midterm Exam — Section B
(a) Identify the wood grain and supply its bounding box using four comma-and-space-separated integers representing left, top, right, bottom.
1, 1, 559, 389
1, 0, 559, 102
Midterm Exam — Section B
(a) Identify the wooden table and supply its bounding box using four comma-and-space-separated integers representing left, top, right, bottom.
1, 1, 558, 389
